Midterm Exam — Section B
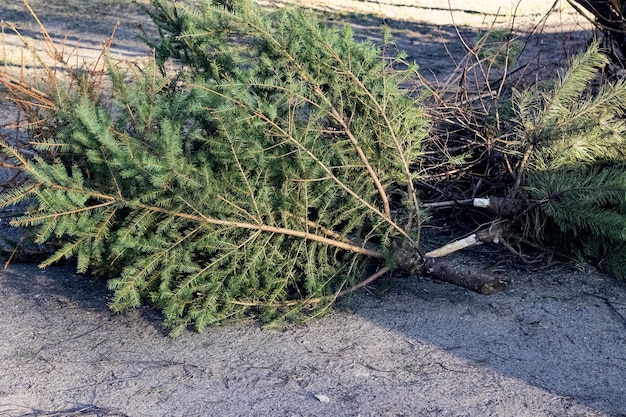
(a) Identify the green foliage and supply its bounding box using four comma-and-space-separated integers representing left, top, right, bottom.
514, 41, 626, 278
0, 0, 427, 334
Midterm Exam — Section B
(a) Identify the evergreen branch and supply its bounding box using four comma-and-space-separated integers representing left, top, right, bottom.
139, 200, 386, 259
223, 119, 263, 222
322, 45, 421, 217
93, 206, 117, 241
257, 107, 414, 244
215, 194, 258, 224
12, 200, 118, 227
284, 212, 344, 242
0, 142, 116, 203
39, 236, 89, 269
104, 153, 124, 200
326, 105, 393, 219
192, 85, 416, 246
237, 10, 395, 222
231, 265, 391, 309
173, 228, 262, 296
541, 41, 608, 125
0, 184, 38, 208
559, 80, 626, 134
112, 224, 205, 311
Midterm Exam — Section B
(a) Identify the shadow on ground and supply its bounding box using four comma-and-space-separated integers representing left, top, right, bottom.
0, 257, 625, 417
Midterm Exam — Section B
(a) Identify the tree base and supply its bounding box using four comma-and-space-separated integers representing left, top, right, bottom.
421, 257, 510, 294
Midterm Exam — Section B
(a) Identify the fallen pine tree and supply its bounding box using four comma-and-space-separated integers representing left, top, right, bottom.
1, 0, 625, 335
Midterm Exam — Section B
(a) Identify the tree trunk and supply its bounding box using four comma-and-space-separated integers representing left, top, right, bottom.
569, 0, 626, 65
421, 257, 510, 294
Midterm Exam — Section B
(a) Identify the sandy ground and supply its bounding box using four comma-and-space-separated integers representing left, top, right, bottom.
1, 1, 625, 416
1, 260, 625, 417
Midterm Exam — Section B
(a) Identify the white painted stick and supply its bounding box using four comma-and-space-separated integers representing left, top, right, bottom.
424, 234, 482, 258
472, 197, 491, 208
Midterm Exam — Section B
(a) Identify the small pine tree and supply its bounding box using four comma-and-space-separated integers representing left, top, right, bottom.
0, 0, 427, 335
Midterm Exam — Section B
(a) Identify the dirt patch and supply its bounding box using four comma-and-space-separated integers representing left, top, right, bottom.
1, 1, 625, 417
2, 259, 626, 416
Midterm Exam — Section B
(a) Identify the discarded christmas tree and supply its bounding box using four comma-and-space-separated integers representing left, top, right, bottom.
2, 0, 626, 336
0, 0, 437, 335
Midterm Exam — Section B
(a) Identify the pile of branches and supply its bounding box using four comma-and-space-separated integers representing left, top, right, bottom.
420, 24, 626, 279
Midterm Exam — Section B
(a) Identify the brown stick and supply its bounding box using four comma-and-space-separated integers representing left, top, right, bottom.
421, 257, 510, 294
335, 266, 391, 298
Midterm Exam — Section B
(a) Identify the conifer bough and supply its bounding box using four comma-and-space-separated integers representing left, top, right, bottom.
1, 0, 506, 335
